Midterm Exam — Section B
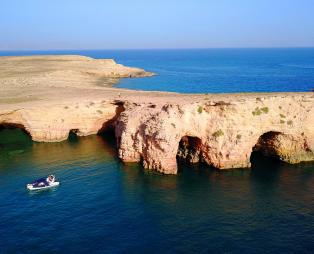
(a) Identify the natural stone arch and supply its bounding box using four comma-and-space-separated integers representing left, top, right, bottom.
251, 131, 284, 161
177, 136, 203, 164
250, 131, 313, 165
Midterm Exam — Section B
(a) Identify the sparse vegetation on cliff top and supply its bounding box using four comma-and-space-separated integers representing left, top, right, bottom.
197, 106, 203, 113
252, 106, 269, 116
212, 129, 224, 138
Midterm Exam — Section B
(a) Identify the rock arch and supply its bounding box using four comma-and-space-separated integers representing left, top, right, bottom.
251, 131, 284, 161
250, 131, 313, 165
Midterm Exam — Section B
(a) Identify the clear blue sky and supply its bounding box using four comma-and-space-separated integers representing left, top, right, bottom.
1, 0, 314, 50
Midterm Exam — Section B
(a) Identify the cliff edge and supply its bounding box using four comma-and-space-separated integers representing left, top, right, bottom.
0, 55, 313, 174
116, 93, 314, 174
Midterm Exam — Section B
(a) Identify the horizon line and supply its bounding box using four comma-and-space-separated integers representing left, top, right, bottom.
1, 46, 314, 52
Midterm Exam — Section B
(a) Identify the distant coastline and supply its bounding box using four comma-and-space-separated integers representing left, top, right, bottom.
2, 48, 314, 94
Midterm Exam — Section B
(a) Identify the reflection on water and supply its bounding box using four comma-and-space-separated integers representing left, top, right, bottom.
0, 129, 117, 172
0, 129, 314, 253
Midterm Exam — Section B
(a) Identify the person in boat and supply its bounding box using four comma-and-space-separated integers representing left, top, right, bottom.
30, 175, 55, 188
46, 175, 55, 185
27, 175, 58, 190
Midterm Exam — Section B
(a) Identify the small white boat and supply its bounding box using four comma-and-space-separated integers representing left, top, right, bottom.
26, 175, 59, 191
27, 181, 60, 190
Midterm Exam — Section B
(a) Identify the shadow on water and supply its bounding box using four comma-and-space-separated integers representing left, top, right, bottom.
250, 151, 284, 181
97, 128, 118, 156
117, 152, 314, 253
0, 127, 120, 178
0, 128, 32, 150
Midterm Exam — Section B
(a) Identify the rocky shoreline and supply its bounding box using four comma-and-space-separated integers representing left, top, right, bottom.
0, 55, 313, 174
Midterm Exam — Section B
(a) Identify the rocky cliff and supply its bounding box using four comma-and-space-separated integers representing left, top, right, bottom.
1, 93, 313, 174
116, 93, 314, 174
0, 56, 313, 174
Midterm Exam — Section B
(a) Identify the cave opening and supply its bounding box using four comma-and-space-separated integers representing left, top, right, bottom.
97, 126, 116, 148
97, 102, 125, 148
177, 136, 203, 165
250, 131, 284, 167
68, 129, 79, 142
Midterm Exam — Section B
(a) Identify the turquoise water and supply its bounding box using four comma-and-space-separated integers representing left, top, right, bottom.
1, 48, 314, 93
1, 49, 314, 253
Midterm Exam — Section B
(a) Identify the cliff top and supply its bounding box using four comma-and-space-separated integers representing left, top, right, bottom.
0, 55, 312, 111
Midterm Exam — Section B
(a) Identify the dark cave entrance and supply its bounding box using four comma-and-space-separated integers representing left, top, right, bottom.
177, 136, 202, 164
97, 101, 125, 148
68, 129, 79, 142
250, 131, 284, 167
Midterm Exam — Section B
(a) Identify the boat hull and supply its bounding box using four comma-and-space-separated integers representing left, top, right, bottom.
27, 182, 60, 190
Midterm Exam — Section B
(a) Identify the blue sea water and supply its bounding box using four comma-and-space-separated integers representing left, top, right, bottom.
0, 49, 314, 253
1, 48, 314, 93
0, 130, 313, 254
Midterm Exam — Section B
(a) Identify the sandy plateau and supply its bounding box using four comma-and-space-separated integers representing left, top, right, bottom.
0, 55, 313, 174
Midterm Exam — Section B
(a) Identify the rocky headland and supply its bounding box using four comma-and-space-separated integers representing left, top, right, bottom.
0, 55, 313, 174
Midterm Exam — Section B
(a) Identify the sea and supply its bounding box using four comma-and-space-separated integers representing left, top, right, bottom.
0, 48, 314, 253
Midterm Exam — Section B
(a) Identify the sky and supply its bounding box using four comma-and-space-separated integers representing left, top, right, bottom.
1, 0, 314, 50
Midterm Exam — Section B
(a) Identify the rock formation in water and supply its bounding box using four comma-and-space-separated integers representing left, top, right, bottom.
0, 55, 313, 174
116, 94, 314, 174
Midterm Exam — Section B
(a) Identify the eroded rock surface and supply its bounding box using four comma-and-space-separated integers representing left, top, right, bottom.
0, 55, 313, 174
116, 94, 314, 174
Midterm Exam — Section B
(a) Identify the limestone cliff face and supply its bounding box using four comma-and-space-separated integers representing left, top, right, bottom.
0, 101, 119, 142
0, 93, 313, 174
116, 94, 314, 174
0, 56, 313, 174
